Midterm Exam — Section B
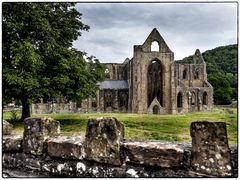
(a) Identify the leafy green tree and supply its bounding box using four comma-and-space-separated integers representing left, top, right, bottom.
3, 2, 105, 120
208, 74, 233, 104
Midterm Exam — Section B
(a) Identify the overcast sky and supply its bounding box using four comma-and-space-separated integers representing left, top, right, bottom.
73, 3, 237, 63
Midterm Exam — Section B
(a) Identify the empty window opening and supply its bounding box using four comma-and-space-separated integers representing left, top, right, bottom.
194, 69, 199, 79
92, 98, 97, 108
191, 92, 196, 105
203, 92, 208, 105
119, 92, 128, 108
183, 69, 187, 79
105, 91, 113, 108
151, 41, 159, 52
177, 92, 183, 108
105, 68, 110, 78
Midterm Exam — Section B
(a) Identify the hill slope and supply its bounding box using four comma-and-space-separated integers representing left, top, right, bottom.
178, 44, 238, 104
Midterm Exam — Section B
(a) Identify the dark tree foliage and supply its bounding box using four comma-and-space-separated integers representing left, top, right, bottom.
3, 2, 105, 120
177, 44, 237, 105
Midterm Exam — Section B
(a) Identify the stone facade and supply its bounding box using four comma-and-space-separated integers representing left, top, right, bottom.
32, 28, 213, 114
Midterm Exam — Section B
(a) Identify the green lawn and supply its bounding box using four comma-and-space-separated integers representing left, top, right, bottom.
3, 108, 237, 144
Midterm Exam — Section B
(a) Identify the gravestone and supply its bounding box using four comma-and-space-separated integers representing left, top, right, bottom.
84, 117, 124, 165
190, 121, 232, 177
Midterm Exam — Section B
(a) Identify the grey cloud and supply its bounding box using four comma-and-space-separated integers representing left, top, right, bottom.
74, 3, 237, 63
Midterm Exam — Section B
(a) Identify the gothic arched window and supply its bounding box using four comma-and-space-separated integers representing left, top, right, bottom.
194, 69, 199, 79
105, 68, 110, 78
151, 41, 160, 52
177, 92, 183, 108
191, 92, 196, 105
203, 92, 208, 105
183, 69, 187, 79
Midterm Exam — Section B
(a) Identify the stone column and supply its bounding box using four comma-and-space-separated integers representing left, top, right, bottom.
84, 117, 124, 166
190, 121, 232, 177
23, 117, 60, 155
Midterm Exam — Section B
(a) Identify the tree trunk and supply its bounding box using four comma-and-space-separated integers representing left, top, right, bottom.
21, 98, 31, 121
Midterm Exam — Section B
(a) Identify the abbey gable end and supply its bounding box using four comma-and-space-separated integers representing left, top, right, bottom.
32, 28, 213, 114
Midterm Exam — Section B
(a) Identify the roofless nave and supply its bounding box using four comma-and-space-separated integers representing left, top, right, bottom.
32, 28, 213, 114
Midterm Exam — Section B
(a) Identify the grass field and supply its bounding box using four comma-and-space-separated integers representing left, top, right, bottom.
3, 108, 238, 144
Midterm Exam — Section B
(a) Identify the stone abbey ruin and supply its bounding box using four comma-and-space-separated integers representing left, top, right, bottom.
32, 28, 213, 114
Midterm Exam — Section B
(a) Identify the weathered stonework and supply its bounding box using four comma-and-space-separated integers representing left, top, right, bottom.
190, 121, 232, 177
84, 117, 124, 165
47, 136, 85, 160
3, 135, 23, 152
32, 28, 213, 115
3, 120, 13, 135
123, 141, 184, 167
23, 117, 60, 155
2, 117, 237, 178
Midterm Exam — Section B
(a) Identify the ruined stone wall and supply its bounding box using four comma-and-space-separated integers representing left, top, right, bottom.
3, 118, 237, 178
172, 51, 213, 114
31, 102, 78, 114
103, 63, 125, 80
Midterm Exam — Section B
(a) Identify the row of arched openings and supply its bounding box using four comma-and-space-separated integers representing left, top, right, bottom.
182, 69, 199, 79
104, 90, 128, 110
177, 91, 208, 108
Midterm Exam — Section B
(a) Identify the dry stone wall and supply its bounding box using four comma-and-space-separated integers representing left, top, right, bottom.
2, 117, 238, 178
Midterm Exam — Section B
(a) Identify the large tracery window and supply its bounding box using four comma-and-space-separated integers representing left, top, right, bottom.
148, 59, 163, 106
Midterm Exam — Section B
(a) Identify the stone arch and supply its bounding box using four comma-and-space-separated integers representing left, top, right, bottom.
177, 92, 183, 108
194, 69, 199, 79
191, 91, 196, 105
92, 97, 97, 108
202, 91, 208, 105
148, 97, 161, 114
119, 91, 128, 111
104, 90, 113, 110
148, 59, 164, 107
151, 40, 160, 52
183, 69, 187, 79
105, 68, 110, 78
